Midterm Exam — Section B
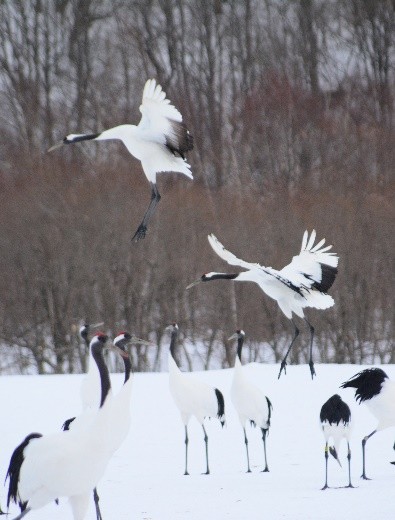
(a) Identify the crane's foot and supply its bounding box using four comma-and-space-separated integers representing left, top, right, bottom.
132, 224, 147, 242
278, 360, 287, 379
344, 484, 355, 488
309, 360, 316, 379
202, 470, 210, 475
184, 471, 190, 476
321, 484, 329, 490
261, 468, 269, 473
361, 474, 371, 480
390, 461, 395, 465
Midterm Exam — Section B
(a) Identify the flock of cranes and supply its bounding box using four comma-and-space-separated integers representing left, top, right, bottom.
3, 78, 394, 518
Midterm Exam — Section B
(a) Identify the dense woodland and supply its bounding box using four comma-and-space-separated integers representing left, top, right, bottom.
0, 0, 394, 374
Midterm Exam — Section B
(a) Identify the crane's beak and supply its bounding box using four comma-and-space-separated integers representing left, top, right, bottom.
228, 333, 238, 341
186, 279, 201, 290
129, 335, 153, 346
329, 446, 342, 467
48, 141, 65, 152
110, 344, 130, 359
91, 321, 105, 329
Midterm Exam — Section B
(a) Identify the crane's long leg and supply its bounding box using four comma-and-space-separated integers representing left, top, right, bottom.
278, 320, 299, 379
321, 442, 329, 490
11, 507, 31, 520
93, 488, 103, 520
261, 428, 269, 472
243, 427, 252, 473
362, 430, 376, 480
184, 425, 189, 475
132, 182, 161, 242
305, 318, 316, 379
345, 441, 354, 488
202, 425, 210, 475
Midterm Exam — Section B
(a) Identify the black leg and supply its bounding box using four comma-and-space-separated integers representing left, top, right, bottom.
11, 508, 31, 520
305, 318, 316, 379
345, 441, 354, 488
261, 428, 269, 472
93, 487, 103, 520
362, 430, 376, 480
243, 427, 252, 473
278, 320, 299, 379
132, 182, 161, 242
321, 442, 329, 490
184, 425, 189, 475
202, 425, 210, 475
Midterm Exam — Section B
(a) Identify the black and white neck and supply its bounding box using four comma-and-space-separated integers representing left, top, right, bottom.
90, 333, 110, 407
228, 329, 246, 363
113, 332, 132, 383
166, 323, 180, 364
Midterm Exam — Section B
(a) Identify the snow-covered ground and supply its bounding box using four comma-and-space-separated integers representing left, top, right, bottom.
1, 363, 394, 520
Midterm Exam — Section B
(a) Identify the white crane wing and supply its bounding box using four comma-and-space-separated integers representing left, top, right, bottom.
208, 234, 304, 295
280, 230, 339, 289
138, 79, 182, 143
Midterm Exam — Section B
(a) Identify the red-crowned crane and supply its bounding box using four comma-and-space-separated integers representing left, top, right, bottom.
167, 323, 225, 475
320, 394, 353, 490
187, 231, 339, 379
341, 368, 395, 479
62, 331, 151, 520
49, 79, 193, 242
228, 330, 272, 473
5, 333, 122, 520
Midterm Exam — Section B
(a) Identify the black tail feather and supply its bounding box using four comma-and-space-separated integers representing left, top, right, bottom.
6, 433, 42, 509
215, 388, 225, 426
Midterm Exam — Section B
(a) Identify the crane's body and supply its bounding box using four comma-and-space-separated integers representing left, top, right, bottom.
341, 368, 395, 478
49, 79, 193, 241
229, 330, 272, 472
167, 324, 225, 475
6, 334, 115, 520
187, 230, 339, 379
319, 394, 353, 489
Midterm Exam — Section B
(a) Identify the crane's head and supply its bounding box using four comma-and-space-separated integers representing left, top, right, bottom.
89, 332, 108, 355
228, 329, 245, 341
79, 323, 89, 340
186, 272, 239, 289
113, 331, 153, 357
165, 323, 179, 333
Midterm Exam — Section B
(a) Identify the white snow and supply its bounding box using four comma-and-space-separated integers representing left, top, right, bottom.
1, 363, 395, 520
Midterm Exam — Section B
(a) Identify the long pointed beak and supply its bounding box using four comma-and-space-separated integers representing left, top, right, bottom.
130, 335, 153, 346
186, 279, 201, 290
329, 446, 342, 467
228, 333, 238, 341
110, 344, 130, 359
48, 141, 64, 152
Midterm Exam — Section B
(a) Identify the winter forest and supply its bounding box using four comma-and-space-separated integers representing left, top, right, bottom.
0, 0, 394, 375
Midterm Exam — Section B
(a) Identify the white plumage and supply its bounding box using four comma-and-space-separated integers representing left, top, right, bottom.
229, 330, 272, 473
319, 394, 353, 489
49, 79, 193, 241
167, 324, 225, 475
6, 334, 115, 520
341, 368, 395, 479
187, 230, 339, 379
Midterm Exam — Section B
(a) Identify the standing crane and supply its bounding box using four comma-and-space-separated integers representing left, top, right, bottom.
187, 231, 339, 379
167, 323, 225, 475
5, 333, 122, 520
49, 79, 193, 241
228, 330, 272, 473
341, 368, 395, 479
320, 394, 353, 489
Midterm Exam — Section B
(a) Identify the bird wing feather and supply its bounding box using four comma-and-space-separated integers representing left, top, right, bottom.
280, 230, 339, 288
138, 79, 183, 144
208, 234, 303, 294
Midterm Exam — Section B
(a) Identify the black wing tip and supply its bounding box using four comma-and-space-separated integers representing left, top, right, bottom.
62, 417, 76, 431
312, 264, 338, 293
